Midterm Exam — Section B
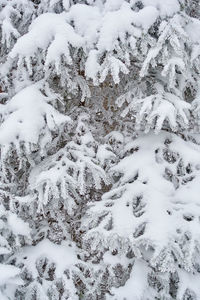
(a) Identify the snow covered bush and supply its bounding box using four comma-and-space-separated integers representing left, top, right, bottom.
1, 0, 200, 299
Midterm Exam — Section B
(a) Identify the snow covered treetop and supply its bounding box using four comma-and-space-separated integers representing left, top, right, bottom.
1, 0, 183, 86
1, 0, 200, 145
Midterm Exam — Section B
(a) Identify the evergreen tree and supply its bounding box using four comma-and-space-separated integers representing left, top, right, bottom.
1, 0, 200, 299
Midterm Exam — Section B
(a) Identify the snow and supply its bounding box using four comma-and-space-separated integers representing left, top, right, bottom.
97, 3, 158, 52
121, 92, 190, 135
16, 239, 77, 278
7, 213, 31, 237
0, 247, 10, 255
105, 0, 124, 11
1, 0, 200, 298
84, 131, 200, 273
186, 18, 200, 43
177, 269, 200, 299
1, 19, 20, 48
28, 114, 108, 211
97, 144, 116, 165
103, 250, 129, 266
109, 260, 150, 300
63, 0, 70, 11
85, 50, 101, 83
67, 1, 158, 52
143, 0, 180, 17
0, 264, 21, 285
106, 131, 124, 144
6, 1, 160, 84
10, 13, 83, 59
0, 83, 70, 146
67, 4, 101, 47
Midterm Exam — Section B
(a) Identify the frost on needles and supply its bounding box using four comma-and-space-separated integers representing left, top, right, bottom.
1, 0, 200, 299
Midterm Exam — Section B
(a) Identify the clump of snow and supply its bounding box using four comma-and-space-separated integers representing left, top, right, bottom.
97, 3, 158, 52
0, 264, 21, 286
10, 13, 83, 60
16, 239, 77, 278
177, 270, 200, 299
143, 0, 180, 17
186, 18, 200, 44
0, 83, 70, 146
7, 213, 31, 237
67, 4, 101, 47
104, 0, 124, 12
